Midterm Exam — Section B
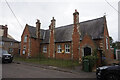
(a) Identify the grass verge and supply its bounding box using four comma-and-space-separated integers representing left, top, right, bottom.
14, 57, 80, 69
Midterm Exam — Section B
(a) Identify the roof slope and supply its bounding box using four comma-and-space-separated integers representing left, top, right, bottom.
27, 25, 45, 39
80, 17, 104, 39
1, 36, 20, 43
27, 16, 105, 43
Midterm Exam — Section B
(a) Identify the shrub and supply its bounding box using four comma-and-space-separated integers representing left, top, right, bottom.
82, 49, 98, 68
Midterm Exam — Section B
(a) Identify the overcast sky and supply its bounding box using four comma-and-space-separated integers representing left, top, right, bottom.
0, 0, 119, 42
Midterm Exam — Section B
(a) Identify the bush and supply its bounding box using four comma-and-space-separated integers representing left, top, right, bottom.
82, 49, 98, 69
82, 55, 97, 68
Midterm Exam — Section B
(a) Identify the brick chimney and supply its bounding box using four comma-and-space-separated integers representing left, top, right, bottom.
72, 9, 80, 60
49, 17, 56, 30
49, 17, 56, 58
36, 19, 41, 39
73, 9, 79, 31
3, 25, 8, 37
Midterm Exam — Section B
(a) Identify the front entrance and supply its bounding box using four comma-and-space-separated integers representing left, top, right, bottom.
84, 47, 91, 56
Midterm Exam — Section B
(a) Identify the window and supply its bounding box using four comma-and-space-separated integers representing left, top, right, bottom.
23, 50, 25, 55
23, 45, 26, 50
57, 45, 62, 53
10, 42, 13, 46
43, 46, 47, 53
84, 47, 91, 56
0, 41, 4, 46
24, 35, 27, 42
106, 37, 109, 49
65, 44, 70, 53
9, 48, 13, 53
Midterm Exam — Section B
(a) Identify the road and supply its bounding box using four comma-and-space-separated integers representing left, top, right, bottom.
2, 62, 96, 78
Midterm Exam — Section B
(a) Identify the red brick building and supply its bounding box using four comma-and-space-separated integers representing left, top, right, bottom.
0, 25, 20, 55
20, 10, 114, 64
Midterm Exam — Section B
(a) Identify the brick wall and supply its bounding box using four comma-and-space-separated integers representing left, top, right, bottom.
49, 17, 56, 58
72, 10, 80, 60
2, 42, 20, 55
55, 42, 72, 60
80, 34, 96, 57
20, 25, 30, 58
20, 25, 40, 58
41, 44, 49, 58
30, 38, 40, 57
41, 42, 72, 60
103, 17, 114, 61
49, 30, 55, 58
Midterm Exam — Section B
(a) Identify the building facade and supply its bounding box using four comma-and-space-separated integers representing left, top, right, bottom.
20, 10, 114, 64
0, 25, 20, 56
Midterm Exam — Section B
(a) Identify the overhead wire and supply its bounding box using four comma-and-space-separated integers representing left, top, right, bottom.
105, 0, 120, 15
4, 0, 23, 29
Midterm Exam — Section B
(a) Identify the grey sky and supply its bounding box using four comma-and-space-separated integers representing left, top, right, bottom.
0, 0, 119, 41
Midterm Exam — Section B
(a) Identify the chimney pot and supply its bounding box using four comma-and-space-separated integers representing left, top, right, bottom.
36, 19, 41, 39
73, 9, 79, 24
37, 19, 40, 23
3, 25, 8, 37
49, 17, 56, 30
75, 9, 77, 12
5, 25, 7, 27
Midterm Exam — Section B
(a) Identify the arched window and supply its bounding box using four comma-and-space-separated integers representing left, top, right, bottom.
84, 47, 91, 56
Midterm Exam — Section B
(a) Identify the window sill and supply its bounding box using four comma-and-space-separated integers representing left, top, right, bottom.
65, 52, 70, 54
57, 52, 62, 53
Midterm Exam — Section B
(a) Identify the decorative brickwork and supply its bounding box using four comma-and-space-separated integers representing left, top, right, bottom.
20, 10, 114, 65
49, 17, 56, 58
72, 10, 80, 60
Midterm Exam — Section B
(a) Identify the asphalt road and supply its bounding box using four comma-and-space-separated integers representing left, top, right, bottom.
2, 62, 96, 78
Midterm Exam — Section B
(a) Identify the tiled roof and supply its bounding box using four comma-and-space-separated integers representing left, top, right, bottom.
1, 36, 20, 43
27, 25, 45, 39
27, 16, 105, 43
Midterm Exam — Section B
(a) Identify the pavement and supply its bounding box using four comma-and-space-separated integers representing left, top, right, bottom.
13, 61, 93, 74
2, 61, 96, 78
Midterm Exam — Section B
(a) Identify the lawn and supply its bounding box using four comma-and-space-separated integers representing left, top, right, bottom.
14, 57, 80, 69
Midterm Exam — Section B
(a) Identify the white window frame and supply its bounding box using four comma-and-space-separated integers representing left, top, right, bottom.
57, 45, 62, 53
106, 37, 109, 49
65, 44, 70, 53
43, 46, 47, 53
10, 42, 13, 46
24, 35, 27, 42
9, 48, 13, 53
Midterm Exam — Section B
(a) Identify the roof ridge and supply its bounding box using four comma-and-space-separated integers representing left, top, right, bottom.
53, 16, 104, 29
27, 16, 104, 31
80, 16, 104, 24
28, 25, 45, 30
